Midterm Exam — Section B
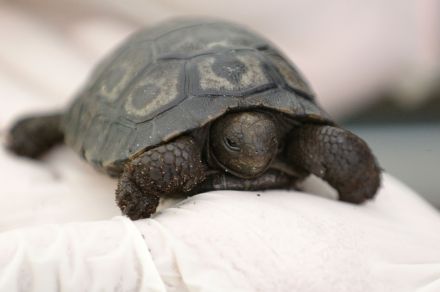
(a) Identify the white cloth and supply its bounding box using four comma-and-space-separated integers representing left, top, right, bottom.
137, 176, 440, 292
1, 174, 440, 292
0, 217, 166, 292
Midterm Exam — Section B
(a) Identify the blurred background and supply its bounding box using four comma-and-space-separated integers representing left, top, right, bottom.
1, 0, 439, 207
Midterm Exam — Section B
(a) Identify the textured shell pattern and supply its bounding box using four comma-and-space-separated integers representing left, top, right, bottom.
63, 19, 332, 175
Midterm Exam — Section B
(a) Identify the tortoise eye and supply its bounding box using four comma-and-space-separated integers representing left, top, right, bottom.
225, 137, 240, 151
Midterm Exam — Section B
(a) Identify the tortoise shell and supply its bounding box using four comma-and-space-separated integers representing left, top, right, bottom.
63, 19, 333, 176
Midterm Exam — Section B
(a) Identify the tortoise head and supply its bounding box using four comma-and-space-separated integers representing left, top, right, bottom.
209, 111, 279, 178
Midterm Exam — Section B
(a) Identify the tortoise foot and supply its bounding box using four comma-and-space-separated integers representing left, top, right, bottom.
116, 173, 160, 220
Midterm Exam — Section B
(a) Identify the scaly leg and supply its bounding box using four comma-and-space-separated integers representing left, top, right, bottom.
286, 125, 381, 203
116, 136, 207, 219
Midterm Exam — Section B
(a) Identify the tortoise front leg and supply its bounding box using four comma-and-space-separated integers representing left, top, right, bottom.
286, 125, 381, 203
115, 136, 207, 219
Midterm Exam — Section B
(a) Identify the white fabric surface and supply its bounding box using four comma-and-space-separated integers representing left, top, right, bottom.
0, 217, 166, 292
1, 3, 440, 291
0, 175, 440, 291
136, 176, 440, 292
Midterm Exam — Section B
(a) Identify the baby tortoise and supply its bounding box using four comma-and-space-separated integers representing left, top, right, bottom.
7, 19, 381, 220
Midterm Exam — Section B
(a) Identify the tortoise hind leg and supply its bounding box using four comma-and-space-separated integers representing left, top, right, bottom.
286, 125, 381, 203
7, 113, 64, 159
